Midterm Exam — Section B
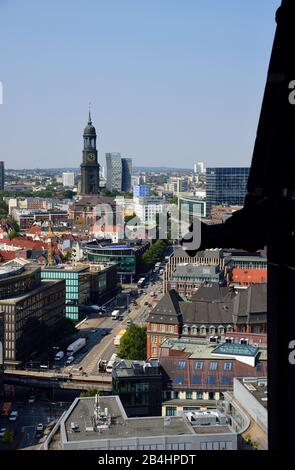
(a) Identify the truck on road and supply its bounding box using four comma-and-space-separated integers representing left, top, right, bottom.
111, 309, 120, 320
106, 353, 118, 373
114, 329, 126, 347
66, 338, 86, 356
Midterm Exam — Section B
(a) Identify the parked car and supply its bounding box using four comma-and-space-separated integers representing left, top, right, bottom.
66, 356, 74, 365
0, 428, 6, 438
28, 395, 36, 404
9, 411, 18, 421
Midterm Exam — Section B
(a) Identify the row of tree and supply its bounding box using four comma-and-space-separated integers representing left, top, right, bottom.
141, 239, 168, 272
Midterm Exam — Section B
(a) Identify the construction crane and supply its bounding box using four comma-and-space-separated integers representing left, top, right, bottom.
46, 223, 55, 266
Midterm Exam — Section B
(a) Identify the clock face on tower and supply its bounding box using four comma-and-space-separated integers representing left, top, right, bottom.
87, 153, 96, 162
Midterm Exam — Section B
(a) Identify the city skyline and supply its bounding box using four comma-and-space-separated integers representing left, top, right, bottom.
0, 0, 279, 169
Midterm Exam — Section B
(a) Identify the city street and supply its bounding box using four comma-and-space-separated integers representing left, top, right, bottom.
70, 273, 164, 375
0, 399, 71, 450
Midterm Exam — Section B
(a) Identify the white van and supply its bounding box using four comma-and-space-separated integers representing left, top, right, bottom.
111, 310, 120, 320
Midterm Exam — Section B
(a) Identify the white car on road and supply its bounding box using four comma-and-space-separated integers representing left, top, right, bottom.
9, 411, 18, 421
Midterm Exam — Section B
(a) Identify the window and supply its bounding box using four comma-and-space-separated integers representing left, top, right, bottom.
166, 406, 176, 416
169, 325, 174, 333
256, 363, 262, 371
209, 362, 218, 371
186, 391, 192, 400
224, 362, 232, 371
207, 376, 216, 385
174, 375, 183, 385
221, 376, 231, 386
192, 375, 201, 385
151, 323, 157, 332
151, 336, 157, 344
161, 324, 166, 332
195, 361, 203, 370
197, 391, 203, 400
178, 361, 186, 369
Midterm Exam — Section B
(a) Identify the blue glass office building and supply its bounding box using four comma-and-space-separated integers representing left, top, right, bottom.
206, 167, 250, 216
41, 266, 90, 321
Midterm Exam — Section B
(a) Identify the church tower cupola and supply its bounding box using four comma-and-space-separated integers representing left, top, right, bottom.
80, 107, 100, 195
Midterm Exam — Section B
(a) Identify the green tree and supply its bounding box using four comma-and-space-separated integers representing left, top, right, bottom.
124, 213, 136, 224
117, 324, 147, 360
141, 239, 168, 271
2, 430, 14, 445
9, 218, 20, 232
7, 229, 18, 240
0, 199, 8, 218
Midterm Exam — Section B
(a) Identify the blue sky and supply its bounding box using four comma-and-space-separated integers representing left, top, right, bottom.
0, 0, 279, 169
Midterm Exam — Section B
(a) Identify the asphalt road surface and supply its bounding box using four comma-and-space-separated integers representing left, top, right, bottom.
69, 274, 164, 375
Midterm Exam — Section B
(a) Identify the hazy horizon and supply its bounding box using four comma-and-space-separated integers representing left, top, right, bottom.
0, 0, 279, 169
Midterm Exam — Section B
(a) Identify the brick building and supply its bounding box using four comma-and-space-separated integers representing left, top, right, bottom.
146, 285, 267, 358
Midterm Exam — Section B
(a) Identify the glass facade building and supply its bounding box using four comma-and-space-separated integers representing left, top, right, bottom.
122, 158, 132, 192
85, 241, 149, 283
206, 167, 250, 216
41, 267, 90, 321
133, 185, 150, 197
106, 153, 122, 192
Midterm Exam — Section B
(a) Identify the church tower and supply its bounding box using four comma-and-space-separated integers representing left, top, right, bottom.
80, 110, 100, 195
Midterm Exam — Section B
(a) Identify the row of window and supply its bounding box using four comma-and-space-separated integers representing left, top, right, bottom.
174, 375, 231, 386
150, 324, 176, 333
150, 324, 233, 334
178, 360, 232, 371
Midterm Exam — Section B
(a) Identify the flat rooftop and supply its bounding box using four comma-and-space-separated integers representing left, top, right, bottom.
42, 265, 89, 273
0, 279, 64, 304
238, 377, 268, 409
0, 263, 37, 281
161, 337, 267, 360
113, 359, 161, 378
60, 396, 232, 445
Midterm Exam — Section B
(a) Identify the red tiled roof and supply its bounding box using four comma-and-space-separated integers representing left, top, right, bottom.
27, 226, 42, 235
1, 237, 47, 250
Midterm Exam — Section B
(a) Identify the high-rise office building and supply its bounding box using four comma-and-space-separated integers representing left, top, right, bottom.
194, 161, 205, 174
197, 161, 205, 174
0, 161, 4, 190
106, 153, 122, 192
122, 158, 132, 192
206, 167, 250, 216
62, 172, 75, 188
106, 154, 133, 192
